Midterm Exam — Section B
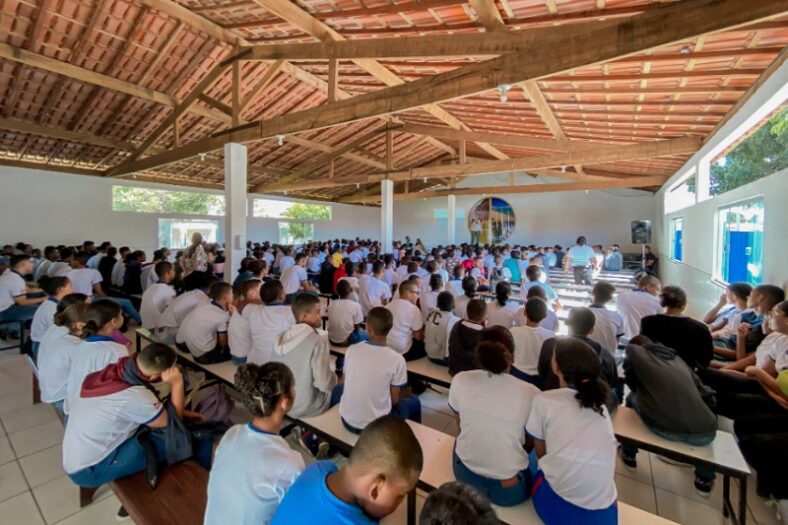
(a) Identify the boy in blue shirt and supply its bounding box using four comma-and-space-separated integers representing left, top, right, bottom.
272, 416, 423, 524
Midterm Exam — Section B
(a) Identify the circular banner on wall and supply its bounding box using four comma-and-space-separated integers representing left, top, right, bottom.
468, 197, 516, 244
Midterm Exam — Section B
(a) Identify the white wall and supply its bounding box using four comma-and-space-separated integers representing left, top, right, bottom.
393, 173, 656, 251
0, 166, 379, 255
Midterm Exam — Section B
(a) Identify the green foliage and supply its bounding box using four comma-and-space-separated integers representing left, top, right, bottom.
279, 222, 314, 244
113, 186, 225, 215
280, 202, 331, 221
710, 107, 788, 196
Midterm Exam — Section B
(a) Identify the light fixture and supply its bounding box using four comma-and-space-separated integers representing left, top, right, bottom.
497, 83, 512, 102
283, 190, 288, 195
680, 45, 691, 54
356, 183, 360, 189
423, 177, 427, 183
561, 166, 566, 173
132, 174, 137, 179
198, 153, 207, 161
276, 134, 285, 146
584, 190, 590, 195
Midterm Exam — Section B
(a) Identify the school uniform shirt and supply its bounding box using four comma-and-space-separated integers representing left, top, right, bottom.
589, 306, 624, 354
425, 309, 460, 361
0, 269, 27, 313
176, 302, 230, 357
139, 283, 176, 330
280, 265, 307, 295
385, 298, 424, 355
510, 325, 555, 375
37, 325, 82, 403
526, 388, 617, 510
382, 268, 400, 287
566, 245, 596, 268
110, 259, 126, 287
64, 337, 128, 414
158, 289, 209, 328
359, 276, 391, 316
395, 265, 410, 282
307, 257, 322, 273
449, 370, 539, 479
616, 289, 662, 339
31, 297, 59, 342
327, 299, 364, 344
140, 264, 157, 292
515, 307, 559, 333
521, 281, 558, 303
34, 260, 53, 282
754, 332, 788, 369
271, 460, 376, 525
62, 385, 163, 474
337, 276, 360, 302
228, 309, 253, 361
246, 304, 296, 364
279, 256, 295, 273
420, 290, 440, 320
453, 295, 472, 318
48, 261, 71, 277
86, 253, 104, 270
485, 301, 519, 328
340, 342, 408, 429
66, 268, 103, 296
446, 278, 464, 297
205, 423, 305, 525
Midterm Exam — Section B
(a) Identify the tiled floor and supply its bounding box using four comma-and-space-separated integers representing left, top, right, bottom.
0, 345, 784, 525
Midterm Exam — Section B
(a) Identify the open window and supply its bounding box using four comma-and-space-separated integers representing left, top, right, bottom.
714, 198, 764, 285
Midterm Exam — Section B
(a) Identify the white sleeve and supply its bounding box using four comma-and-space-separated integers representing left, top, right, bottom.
216, 311, 229, 332
91, 270, 103, 286
525, 394, 546, 440
411, 306, 424, 331
391, 355, 408, 387
353, 304, 364, 324
448, 379, 461, 413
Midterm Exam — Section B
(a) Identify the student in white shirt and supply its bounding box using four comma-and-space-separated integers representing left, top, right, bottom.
450, 340, 539, 506
140, 249, 166, 292
446, 265, 466, 297
64, 300, 128, 415
278, 250, 295, 274
425, 292, 460, 366
110, 247, 130, 287
155, 273, 214, 344
70, 250, 143, 325
385, 280, 425, 361
205, 362, 305, 525
616, 275, 662, 340
382, 254, 400, 288
453, 276, 478, 319
176, 282, 233, 364
360, 260, 392, 316
30, 275, 73, 354
588, 281, 624, 354
37, 295, 88, 415
337, 262, 361, 303
510, 298, 555, 387
34, 247, 59, 282
486, 281, 519, 329
0, 255, 45, 325
339, 307, 421, 433
420, 274, 443, 321
246, 280, 296, 365
139, 262, 176, 330
280, 253, 316, 304
229, 279, 263, 365
528, 338, 618, 525
516, 286, 559, 333
48, 247, 73, 278
327, 280, 367, 346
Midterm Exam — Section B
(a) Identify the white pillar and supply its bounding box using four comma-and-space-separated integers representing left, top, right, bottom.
224, 142, 247, 283
381, 179, 394, 254
447, 194, 456, 245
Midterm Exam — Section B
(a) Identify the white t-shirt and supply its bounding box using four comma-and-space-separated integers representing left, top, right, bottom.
588, 307, 624, 354
278, 256, 295, 273
453, 295, 472, 319
515, 307, 559, 333
0, 270, 27, 313
280, 265, 307, 295
246, 304, 295, 364
424, 309, 460, 361
420, 290, 440, 320
205, 423, 305, 525
34, 260, 52, 282
526, 388, 617, 509
158, 289, 209, 328
510, 325, 555, 375
617, 290, 663, 339
360, 277, 391, 316
63, 386, 163, 474
755, 332, 788, 369
111, 260, 125, 287
64, 337, 128, 414
450, 370, 539, 479
567, 245, 596, 267
37, 325, 82, 403
140, 283, 176, 329
337, 276, 360, 303
327, 299, 363, 344
339, 342, 408, 429
382, 268, 400, 287
48, 261, 71, 277
228, 309, 253, 360
176, 302, 230, 357
385, 299, 424, 354
65, 268, 102, 296
31, 298, 59, 342
140, 264, 158, 292
486, 301, 519, 329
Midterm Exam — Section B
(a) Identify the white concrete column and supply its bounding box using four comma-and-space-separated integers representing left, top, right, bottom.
224, 142, 247, 283
447, 194, 456, 245
381, 179, 394, 254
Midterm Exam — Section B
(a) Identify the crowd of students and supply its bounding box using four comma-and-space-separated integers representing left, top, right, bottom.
0, 235, 785, 525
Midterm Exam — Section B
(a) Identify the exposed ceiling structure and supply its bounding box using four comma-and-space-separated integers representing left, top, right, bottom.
0, 0, 787, 204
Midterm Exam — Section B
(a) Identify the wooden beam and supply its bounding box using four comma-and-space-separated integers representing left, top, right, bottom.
386, 128, 394, 171
0, 118, 134, 150
328, 58, 338, 103
241, 59, 285, 110
314, 0, 459, 19
198, 94, 232, 116
284, 135, 388, 170
547, 68, 764, 82
106, 0, 787, 176
470, 0, 506, 30
136, 0, 247, 45
232, 60, 241, 126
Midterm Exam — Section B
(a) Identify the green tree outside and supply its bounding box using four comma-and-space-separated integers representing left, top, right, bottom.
112, 186, 225, 215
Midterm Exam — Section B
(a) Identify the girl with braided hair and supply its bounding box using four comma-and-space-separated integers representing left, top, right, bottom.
205, 362, 305, 525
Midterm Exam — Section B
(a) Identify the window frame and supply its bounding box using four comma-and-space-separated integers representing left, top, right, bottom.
669, 216, 684, 263
252, 198, 332, 220
712, 196, 765, 286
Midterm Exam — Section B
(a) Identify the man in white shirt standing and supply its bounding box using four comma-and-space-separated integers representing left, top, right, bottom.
564, 236, 597, 285
617, 275, 662, 340
0, 255, 45, 328
280, 253, 316, 304
385, 280, 425, 361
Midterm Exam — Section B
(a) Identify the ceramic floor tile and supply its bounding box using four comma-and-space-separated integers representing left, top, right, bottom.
615, 473, 657, 514
649, 453, 743, 509
31, 475, 82, 525
0, 461, 30, 503
0, 390, 34, 417
0, 378, 31, 398
1, 403, 58, 434
743, 473, 783, 525
0, 491, 45, 525
614, 447, 654, 486
0, 435, 15, 465
655, 487, 745, 525
8, 420, 64, 458
52, 493, 122, 525
420, 407, 452, 434
419, 388, 451, 416
19, 445, 65, 489
441, 418, 459, 438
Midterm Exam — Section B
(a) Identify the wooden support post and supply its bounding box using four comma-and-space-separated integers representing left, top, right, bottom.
232, 60, 241, 126
174, 116, 181, 147
328, 57, 338, 103
328, 159, 334, 179
459, 139, 467, 164
386, 128, 393, 171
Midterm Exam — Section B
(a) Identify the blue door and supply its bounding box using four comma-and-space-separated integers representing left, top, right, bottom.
726, 231, 753, 283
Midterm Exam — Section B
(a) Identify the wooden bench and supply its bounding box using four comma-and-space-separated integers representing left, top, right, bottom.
613, 405, 750, 525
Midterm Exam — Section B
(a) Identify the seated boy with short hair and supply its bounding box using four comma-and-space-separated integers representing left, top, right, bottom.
175, 281, 234, 364
228, 278, 262, 365
272, 416, 424, 525
245, 280, 296, 365
448, 298, 487, 376
419, 481, 499, 525
340, 307, 422, 434
425, 291, 461, 366
510, 297, 554, 387
139, 261, 176, 330
327, 279, 367, 347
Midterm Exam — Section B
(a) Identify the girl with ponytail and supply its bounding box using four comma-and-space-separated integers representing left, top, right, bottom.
485, 281, 519, 329
526, 337, 618, 525
205, 363, 305, 525
30, 275, 73, 354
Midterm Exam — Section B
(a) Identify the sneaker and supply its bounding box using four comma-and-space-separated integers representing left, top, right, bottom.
116, 507, 130, 521
316, 440, 330, 460
619, 447, 637, 471
694, 476, 714, 497
292, 427, 323, 458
